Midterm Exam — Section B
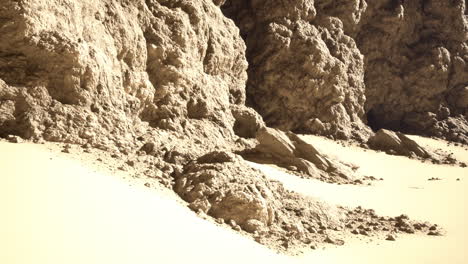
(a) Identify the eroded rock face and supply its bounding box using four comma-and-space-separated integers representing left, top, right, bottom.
222, 0, 468, 143
0, 0, 450, 253
0, 0, 248, 153
222, 0, 371, 140
354, 0, 468, 144
238, 127, 360, 183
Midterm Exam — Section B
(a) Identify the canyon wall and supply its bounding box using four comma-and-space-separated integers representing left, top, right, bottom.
222, 0, 468, 143
0, 0, 252, 156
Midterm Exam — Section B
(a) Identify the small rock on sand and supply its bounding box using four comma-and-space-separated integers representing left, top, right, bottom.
6, 135, 23, 143
428, 230, 443, 236
324, 236, 345, 245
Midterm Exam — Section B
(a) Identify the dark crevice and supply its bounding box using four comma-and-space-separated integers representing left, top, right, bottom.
366, 108, 381, 132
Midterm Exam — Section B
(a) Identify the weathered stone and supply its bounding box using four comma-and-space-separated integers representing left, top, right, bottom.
222, 0, 468, 143
0, 0, 248, 155
222, 0, 370, 140
368, 129, 431, 158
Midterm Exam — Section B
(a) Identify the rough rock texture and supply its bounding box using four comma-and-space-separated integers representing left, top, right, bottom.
174, 151, 346, 251
0, 0, 451, 254
222, 0, 468, 143
222, 0, 371, 140
174, 150, 442, 252
368, 129, 431, 158
174, 152, 345, 229
0, 0, 248, 154
242, 127, 360, 183
354, 0, 468, 144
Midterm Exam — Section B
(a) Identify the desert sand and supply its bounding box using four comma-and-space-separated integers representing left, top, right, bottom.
1, 135, 466, 264
2, 1, 467, 263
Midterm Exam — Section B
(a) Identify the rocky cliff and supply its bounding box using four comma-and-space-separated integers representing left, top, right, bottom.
1, 0, 466, 153
0, 0, 460, 253
222, 0, 468, 143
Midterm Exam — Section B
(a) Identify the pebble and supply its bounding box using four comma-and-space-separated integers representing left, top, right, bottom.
428, 177, 441, 181
243, 219, 264, 233
386, 234, 396, 241
228, 219, 237, 228
62, 144, 71, 153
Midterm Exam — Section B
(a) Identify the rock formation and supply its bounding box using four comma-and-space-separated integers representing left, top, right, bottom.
0, 0, 458, 253
222, 0, 371, 140
355, 0, 468, 144
0, 0, 248, 155
222, 0, 468, 143
368, 129, 431, 158
241, 127, 359, 183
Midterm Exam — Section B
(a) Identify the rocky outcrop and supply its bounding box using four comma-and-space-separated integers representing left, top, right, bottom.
250, 127, 359, 183
222, 0, 468, 144
174, 150, 345, 250
368, 129, 431, 158
0, 0, 452, 253
354, 0, 468, 144
174, 150, 442, 252
0, 0, 248, 154
222, 0, 371, 141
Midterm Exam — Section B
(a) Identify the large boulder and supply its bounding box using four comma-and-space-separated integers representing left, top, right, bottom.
254, 127, 358, 182
368, 129, 431, 158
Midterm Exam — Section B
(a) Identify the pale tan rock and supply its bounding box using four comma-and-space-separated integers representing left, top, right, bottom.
368, 129, 431, 158
0, 0, 251, 155
173, 151, 347, 249
254, 127, 359, 182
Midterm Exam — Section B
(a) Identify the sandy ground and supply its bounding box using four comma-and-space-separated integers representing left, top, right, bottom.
1, 135, 467, 264
0, 142, 290, 264
251, 135, 468, 263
